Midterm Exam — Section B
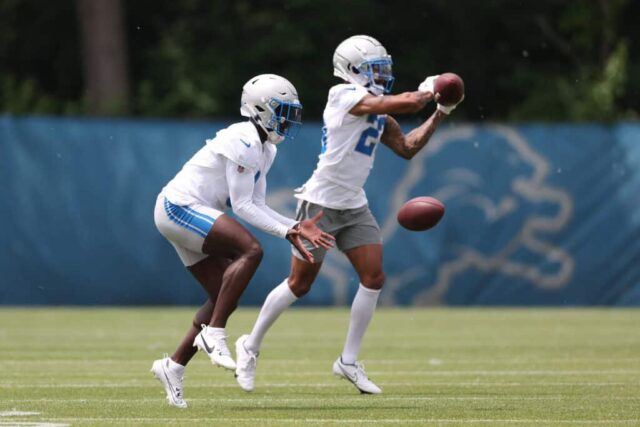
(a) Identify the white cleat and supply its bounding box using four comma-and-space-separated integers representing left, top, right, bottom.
150, 356, 188, 408
193, 325, 236, 370
235, 334, 258, 392
332, 357, 382, 394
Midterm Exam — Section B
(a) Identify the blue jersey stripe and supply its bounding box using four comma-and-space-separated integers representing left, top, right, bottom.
184, 206, 215, 225
164, 200, 208, 238
163, 198, 214, 238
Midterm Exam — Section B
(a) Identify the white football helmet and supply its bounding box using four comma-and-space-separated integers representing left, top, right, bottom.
240, 74, 303, 145
333, 35, 394, 96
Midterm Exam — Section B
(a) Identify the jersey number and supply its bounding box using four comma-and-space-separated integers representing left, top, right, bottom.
320, 124, 328, 154
355, 114, 385, 156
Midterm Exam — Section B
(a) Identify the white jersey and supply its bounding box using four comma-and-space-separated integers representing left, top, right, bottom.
162, 121, 296, 238
295, 84, 386, 209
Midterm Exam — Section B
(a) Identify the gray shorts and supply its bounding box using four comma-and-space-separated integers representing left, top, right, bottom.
292, 200, 382, 263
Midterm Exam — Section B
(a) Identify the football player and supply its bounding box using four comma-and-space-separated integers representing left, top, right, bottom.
150, 74, 335, 408
235, 36, 463, 394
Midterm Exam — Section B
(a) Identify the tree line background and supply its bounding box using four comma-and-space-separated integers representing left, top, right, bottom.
1, 0, 638, 122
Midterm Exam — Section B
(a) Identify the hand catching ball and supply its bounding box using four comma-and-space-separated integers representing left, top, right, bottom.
397, 196, 445, 231
434, 73, 465, 106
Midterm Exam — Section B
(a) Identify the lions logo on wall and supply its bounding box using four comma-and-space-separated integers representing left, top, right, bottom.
268, 125, 575, 305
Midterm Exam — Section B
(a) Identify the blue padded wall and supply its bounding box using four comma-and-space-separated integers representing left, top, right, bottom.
1, 116, 639, 305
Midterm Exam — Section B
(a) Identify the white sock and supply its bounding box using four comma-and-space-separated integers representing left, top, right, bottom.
245, 279, 297, 353
341, 284, 380, 365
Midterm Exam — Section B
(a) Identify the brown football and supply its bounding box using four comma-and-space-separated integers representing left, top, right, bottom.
434, 73, 464, 106
397, 196, 445, 231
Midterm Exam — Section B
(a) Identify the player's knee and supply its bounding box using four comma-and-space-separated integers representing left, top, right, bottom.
243, 241, 264, 264
360, 271, 385, 290
287, 276, 313, 297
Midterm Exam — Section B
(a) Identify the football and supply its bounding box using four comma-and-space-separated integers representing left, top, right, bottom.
434, 73, 465, 106
397, 196, 445, 231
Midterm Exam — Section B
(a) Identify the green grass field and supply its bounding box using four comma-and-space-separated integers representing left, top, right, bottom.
0, 308, 638, 426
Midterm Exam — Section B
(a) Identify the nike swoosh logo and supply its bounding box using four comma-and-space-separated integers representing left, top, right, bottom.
340, 365, 357, 382
201, 336, 215, 354
161, 367, 181, 399
239, 139, 251, 148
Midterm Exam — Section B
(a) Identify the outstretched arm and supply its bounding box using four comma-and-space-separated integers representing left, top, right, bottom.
249, 167, 334, 261
349, 91, 434, 116
252, 173, 298, 228
227, 160, 291, 238
380, 112, 447, 160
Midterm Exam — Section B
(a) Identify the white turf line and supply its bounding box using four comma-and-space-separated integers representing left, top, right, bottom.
0, 424, 68, 427
0, 413, 68, 427
2, 381, 638, 388
3, 396, 639, 404
4, 369, 640, 377
0, 412, 40, 416
4, 418, 639, 425
3, 358, 640, 364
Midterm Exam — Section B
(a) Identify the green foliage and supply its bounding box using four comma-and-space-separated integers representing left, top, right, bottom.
1, 75, 55, 114
507, 0, 635, 122
0, 74, 84, 115
0, 0, 82, 115
0, 0, 638, 121
510, 41, 631, 121
570, 41, 630, 121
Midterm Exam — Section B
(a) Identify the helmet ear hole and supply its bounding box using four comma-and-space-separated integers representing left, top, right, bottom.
255, 105, 265, 112
350, 65, 360, 75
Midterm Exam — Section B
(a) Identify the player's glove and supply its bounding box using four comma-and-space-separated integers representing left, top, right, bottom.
418, 75, 439, 94
436, 94, 465, 115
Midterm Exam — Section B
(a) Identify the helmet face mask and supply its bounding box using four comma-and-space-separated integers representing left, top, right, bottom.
357, 58, 394, 95
266, 98, 303, 141
240, 74, 303, 144
333, 35, 395, 95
